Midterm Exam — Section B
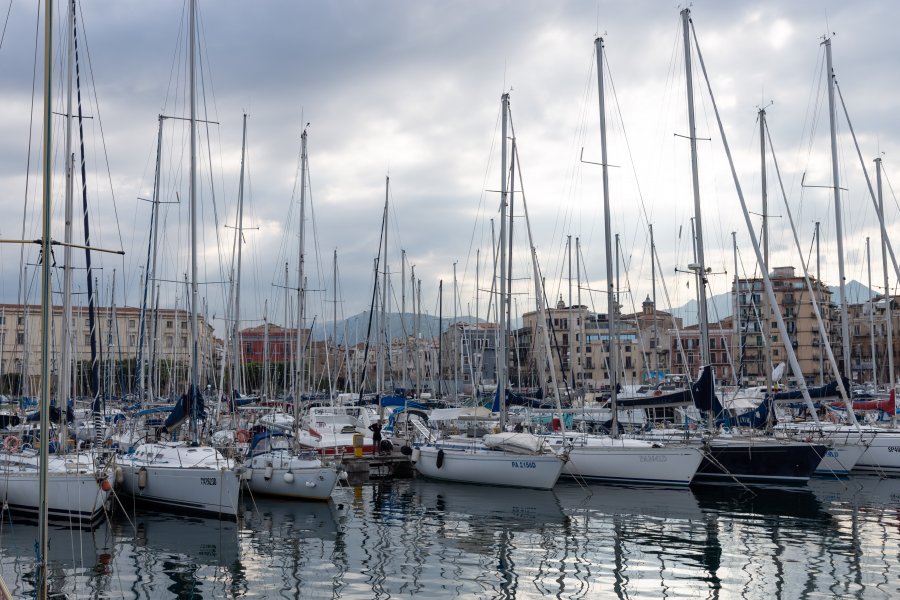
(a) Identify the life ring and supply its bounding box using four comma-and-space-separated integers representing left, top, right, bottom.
236, 429, 251, 444
3, 436, 20, 452
436, 449, 445, 469
308, 427, 323, 439
654, 390, 663, 397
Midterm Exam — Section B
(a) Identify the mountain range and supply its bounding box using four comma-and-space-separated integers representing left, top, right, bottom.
313, 280, 876, 343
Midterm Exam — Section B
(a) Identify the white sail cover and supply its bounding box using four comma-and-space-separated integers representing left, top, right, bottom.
482, 432, 545, 454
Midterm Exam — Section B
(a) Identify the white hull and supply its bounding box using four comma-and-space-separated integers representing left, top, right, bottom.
777, 423, 900, 475
119, 442, 240, 519
245, 450, 338, 501
545, 435, 702, 486
854, 430, 900, 474
414, 444, 563, 490
0, 449, 112, 524
814, 442, 866, 476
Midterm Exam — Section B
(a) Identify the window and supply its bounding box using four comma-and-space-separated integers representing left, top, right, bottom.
16, 332, 24, 345
128, 319, 136, 328
181, 337, 187, 348
129, 334, 136, 346
165, 335, 173, 348
166, 320, 173, 329
84, 334, 91, 346
17, 316, 24, 326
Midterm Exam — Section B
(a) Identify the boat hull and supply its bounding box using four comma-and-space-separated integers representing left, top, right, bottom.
695, 440, 827, 484
245, 451, 338, 501
119, 443, 240, 520
0, 450, 112, 525
414, 445, 563, 490
561, 444, 703, 486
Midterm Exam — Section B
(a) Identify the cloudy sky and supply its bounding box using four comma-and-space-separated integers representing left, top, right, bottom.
1, 0, 898, 338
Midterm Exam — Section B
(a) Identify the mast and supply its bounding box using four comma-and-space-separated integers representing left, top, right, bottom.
876, 159, 895, 392
567, 235, 574, 392
377, 177, 389, 397
594, 37, 619, 433
262, 300, 269, 398
453, 261, 458, 398
815, 221, 823, 385
824, 38, 852, 380
232, 113, 248, 395
732, 231, 740, 386
867, 237, 876, 385
333, 249, 338, 393
138, 116, 164, 402
37, 0, 53, 593
295, 129, 308, 407
283, 262, 289, 397
497, 92, 509, 429
438, 279, 443, 396
760, 107, 774, 398
187, 0, 201, 444
650, 225, 659, 376
681, 9, 710, 366
58, 0, 75, 445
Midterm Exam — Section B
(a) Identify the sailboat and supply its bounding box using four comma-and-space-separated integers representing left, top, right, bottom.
0, 0, 114, 529
535, 37, 703, 487
413, 93, 565, 490
240, 126, 338, 500
669, 9, 834, 484
117, 0, 240, 519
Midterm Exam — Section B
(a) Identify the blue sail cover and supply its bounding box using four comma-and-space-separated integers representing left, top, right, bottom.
162, 386, 205, 432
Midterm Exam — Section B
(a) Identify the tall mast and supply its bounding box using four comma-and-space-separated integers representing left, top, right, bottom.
867, 237, 876, 385
377, 176, 389, 396
453, 261, 458, 398
262, 300, 269, 398
876, 158, 895, 390
37, 0, 53, 593
567, 235, 574, 391
759, 107, 773, 399
497, 93, 509, 429
594, 37, 618, 432
732, 231, 740, 386
295, 129, 308, 405
815, 221, 823, 384
59, 0, 75, 441
824, 38, 851, 379
650, 225, 658, 375
232, 113, 248, 395
681, 9, 710, 366
283, 262, 289, 397
188, 0, 200, 444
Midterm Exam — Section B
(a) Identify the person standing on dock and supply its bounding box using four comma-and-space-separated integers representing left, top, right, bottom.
369, 421, 383, 455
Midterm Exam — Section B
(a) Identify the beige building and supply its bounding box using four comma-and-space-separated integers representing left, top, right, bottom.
733, 266, 838, 385
516, 296, 683, 392
0, 303, 218, 397
848, 294, 900, 385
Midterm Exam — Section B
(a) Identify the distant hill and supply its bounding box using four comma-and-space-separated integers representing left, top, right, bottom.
317, 280, 876, 342
311, 312, 481, 345
670, 280, 875, 327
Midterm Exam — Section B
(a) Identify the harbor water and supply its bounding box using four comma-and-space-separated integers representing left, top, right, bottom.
1, 476, 898, 598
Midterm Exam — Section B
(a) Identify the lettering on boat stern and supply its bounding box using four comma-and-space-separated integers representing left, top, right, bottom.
640, 455, 668, 463
511, 461, 537, 469
200, 477, 217, 485
889, 446, 900, 453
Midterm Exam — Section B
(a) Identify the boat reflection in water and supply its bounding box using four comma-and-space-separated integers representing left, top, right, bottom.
0, 521, 114, 597
115, 511, 241, 598
239, 496, 347, 598
1, 478, 899, 598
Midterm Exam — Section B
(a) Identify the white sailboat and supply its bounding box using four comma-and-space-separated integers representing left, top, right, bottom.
414, 93, 565, 490
239, 125, 338, 500
535, 37, 703, 486
118, 0, 240, 520
0, 0, 114, 530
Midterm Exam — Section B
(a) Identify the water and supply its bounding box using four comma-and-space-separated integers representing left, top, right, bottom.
2, 476, 899, 598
